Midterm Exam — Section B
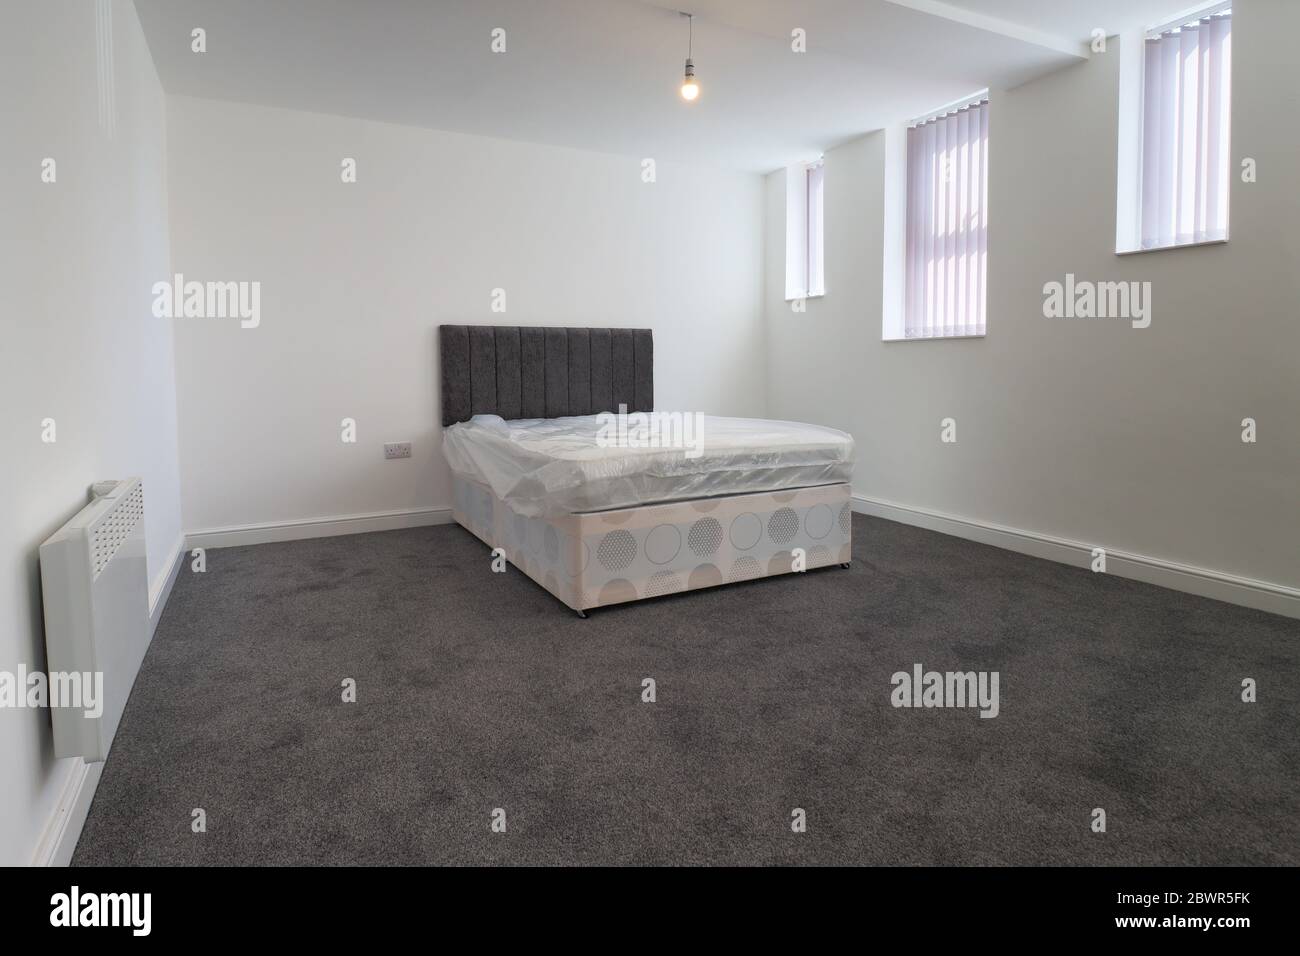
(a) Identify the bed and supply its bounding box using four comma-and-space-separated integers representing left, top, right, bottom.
440, 325, 853, 616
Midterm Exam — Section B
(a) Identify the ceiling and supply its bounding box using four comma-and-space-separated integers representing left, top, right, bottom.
133, 0, 1192, 173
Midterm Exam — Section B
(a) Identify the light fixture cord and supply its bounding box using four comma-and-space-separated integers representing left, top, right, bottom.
688, 14, 693, 58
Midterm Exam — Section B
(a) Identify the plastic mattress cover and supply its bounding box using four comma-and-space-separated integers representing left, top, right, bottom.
443, 413, 854, 517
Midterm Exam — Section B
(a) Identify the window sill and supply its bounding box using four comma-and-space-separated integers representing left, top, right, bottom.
1115, 237, 1227, 256
882, 333, 986, 343
784, 292, 825, 302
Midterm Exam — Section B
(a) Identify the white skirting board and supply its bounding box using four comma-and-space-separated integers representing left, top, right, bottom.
853, 494, 1300, 620
34, 536, 185, 867
148, 535, 185, 637
185, 506, 453, 550
30, 760, 104, 868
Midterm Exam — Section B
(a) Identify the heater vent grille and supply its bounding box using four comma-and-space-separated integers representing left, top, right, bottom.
91, 482, 144, 578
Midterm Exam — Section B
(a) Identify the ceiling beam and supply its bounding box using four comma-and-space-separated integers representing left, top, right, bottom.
881, 0, 1091, 60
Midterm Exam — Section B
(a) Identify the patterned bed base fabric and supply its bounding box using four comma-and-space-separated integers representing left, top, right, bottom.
451, 475, 852, 611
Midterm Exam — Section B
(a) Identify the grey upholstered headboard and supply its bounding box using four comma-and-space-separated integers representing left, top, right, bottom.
439, 326, 653, 427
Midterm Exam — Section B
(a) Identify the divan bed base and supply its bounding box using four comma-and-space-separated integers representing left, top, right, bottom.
451, 475, 852, 613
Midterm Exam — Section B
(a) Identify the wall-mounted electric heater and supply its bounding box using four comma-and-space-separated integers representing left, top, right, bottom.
39, 477, 150, 762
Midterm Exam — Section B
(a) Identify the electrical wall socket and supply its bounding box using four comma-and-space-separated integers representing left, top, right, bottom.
383, 442, 412, 460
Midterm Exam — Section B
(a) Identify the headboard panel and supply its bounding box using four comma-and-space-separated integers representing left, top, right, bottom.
440, 325, 653, 427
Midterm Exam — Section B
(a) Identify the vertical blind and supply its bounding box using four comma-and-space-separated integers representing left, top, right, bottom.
1141, 12, 1232, 249
905, 99, 988, 339
806, 161, 825, 297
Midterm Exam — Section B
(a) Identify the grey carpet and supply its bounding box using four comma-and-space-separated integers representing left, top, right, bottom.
73, 515, 1299, 866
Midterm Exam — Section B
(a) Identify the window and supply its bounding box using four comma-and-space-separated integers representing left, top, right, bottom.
1137, 7, 1232, 250
904, 97, 988, 339
784, 158, 824, 300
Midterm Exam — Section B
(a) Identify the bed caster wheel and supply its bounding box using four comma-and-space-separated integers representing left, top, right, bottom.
839, 562, 851, 569
575, 609, 589, 619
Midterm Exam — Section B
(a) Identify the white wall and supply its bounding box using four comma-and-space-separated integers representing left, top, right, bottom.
164, 96, 767, 534
765, 0, 1300, 594
0, 0, 182, 865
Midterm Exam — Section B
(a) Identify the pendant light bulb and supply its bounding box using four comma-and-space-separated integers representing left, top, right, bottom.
681, 59, 699, 101
679, 13, 700, 102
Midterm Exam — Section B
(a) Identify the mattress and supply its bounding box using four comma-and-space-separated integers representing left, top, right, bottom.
443, 413, 854, 517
